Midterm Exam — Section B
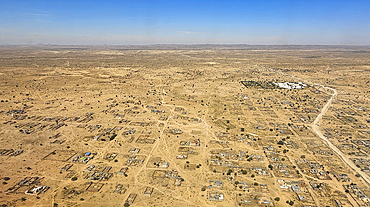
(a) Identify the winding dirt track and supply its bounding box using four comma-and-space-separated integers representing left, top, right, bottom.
270, 68, 370, 186
311, 86, 370, 185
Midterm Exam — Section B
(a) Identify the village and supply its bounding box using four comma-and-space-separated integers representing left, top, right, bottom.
0, 45, 370, 206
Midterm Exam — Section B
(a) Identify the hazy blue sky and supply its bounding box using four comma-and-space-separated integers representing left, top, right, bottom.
1, 0, 369, 45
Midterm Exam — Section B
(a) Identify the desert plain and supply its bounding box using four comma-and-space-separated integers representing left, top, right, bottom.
0, 45, 370, 207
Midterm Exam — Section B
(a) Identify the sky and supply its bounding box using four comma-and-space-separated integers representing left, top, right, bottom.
0, 0, 369, 45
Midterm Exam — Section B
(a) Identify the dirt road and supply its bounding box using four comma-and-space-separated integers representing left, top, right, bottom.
269, 67, 370, 186
311, 86, 370, 185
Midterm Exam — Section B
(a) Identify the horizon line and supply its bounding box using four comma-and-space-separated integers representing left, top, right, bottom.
1, 43, 370, 47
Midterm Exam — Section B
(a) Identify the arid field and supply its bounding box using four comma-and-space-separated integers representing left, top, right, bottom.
1, 45, 370, 207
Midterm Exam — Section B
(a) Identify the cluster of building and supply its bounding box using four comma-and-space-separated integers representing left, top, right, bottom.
7, 177, 45, 195
210, 149, 249, 161
236, 193, 273, 206
113, 184, 129, 194
84, 164, 113, 181
25, 186, 50, 195
152, 170, 183, 186
126, 155, 145, 166
72, 152, 96, 164
295, 159, 331, 180
0, 149, 23, 156
343, 184, 370, 206
334, 174, 352, 182
273, 82, 307, 89
104, 153, 117, 160
277, 179, 314, 203
209, 191, 223, 202
179, 139, 200, 147
176, 146, 198, 159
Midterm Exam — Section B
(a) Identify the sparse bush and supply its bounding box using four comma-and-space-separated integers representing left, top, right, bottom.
109, 134, 117, 141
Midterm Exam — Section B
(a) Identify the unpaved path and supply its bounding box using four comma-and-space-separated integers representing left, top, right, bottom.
270, 68, 370, 186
